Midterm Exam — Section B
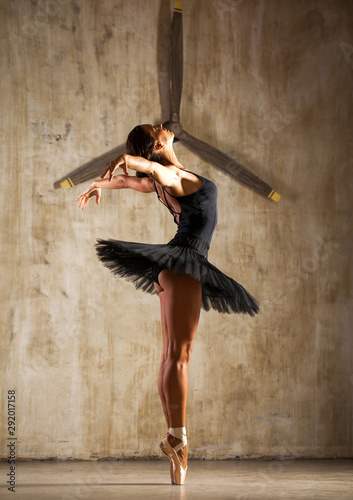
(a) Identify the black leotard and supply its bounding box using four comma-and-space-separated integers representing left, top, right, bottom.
154, 173, 218, 246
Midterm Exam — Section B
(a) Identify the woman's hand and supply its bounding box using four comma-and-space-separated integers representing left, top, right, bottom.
101, 154, 129, 181
76, 183, 102, 210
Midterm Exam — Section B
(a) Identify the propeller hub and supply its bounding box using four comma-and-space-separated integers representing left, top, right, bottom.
163, 120, 183, 141
168, 121, 183, 137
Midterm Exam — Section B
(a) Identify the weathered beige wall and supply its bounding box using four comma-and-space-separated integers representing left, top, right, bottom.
1, 0, 352, 460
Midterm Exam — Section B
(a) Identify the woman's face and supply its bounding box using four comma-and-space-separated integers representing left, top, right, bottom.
142, 124, 174, 146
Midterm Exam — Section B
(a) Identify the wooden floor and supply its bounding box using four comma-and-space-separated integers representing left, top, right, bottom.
1, 459, 352, 499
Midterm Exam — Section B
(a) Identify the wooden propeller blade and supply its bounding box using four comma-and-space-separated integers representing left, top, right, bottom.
170, 0, 183, 122
157, 0, 172, 123
169, 123, 281, 201
53, 144, 126, 189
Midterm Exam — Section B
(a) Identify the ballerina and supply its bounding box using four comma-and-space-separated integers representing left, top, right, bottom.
76, 123, 258, 485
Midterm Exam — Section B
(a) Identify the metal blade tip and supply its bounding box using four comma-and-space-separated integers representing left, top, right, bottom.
269, 190, 281, 202
174, 0, 182, 13
60, 178, 74, 189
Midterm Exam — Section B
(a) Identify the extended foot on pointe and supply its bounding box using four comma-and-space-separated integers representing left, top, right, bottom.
167, 434, 188, 471
160, 428, 188, 485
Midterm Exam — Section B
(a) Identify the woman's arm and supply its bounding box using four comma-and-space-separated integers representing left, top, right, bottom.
94, 174, 155, 193
76, 174, 154, 210
101, 154, 179, 188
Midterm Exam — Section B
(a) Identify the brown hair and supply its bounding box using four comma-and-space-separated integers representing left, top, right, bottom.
126, 125, 161, 177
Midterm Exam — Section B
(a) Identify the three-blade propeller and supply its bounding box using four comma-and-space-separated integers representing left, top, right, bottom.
54, 0, 281, 201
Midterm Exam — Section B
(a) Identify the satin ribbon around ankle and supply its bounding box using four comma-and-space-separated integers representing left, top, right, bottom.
168, 427, 187, 452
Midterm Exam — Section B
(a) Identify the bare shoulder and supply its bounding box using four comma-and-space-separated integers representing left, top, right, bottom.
171, 168, 203, 196
124, 175, 155, 193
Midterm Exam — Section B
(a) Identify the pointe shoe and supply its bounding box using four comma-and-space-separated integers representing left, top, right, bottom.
160, 432, 187, 485
170, 461, 175, 485
161, 433, 175, 484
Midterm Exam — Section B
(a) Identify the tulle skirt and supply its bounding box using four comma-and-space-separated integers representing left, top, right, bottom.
95, 232, 259, 316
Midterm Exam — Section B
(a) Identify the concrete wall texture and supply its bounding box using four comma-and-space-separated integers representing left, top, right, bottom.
1, 0, 352, 460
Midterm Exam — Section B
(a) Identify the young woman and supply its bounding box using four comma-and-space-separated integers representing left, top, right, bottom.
76, 123, 259, 485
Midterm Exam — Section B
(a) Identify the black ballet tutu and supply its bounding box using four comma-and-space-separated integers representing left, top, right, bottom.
95, 232, 259, 316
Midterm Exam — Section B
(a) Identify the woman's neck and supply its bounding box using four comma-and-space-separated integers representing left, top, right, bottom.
159, 147, 185, 170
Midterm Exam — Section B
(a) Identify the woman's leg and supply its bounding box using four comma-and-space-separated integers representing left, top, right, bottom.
157, 269, 202, 483
158, 269, 202, 429
155, 283, 175, 482
154, 282, 170, 428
